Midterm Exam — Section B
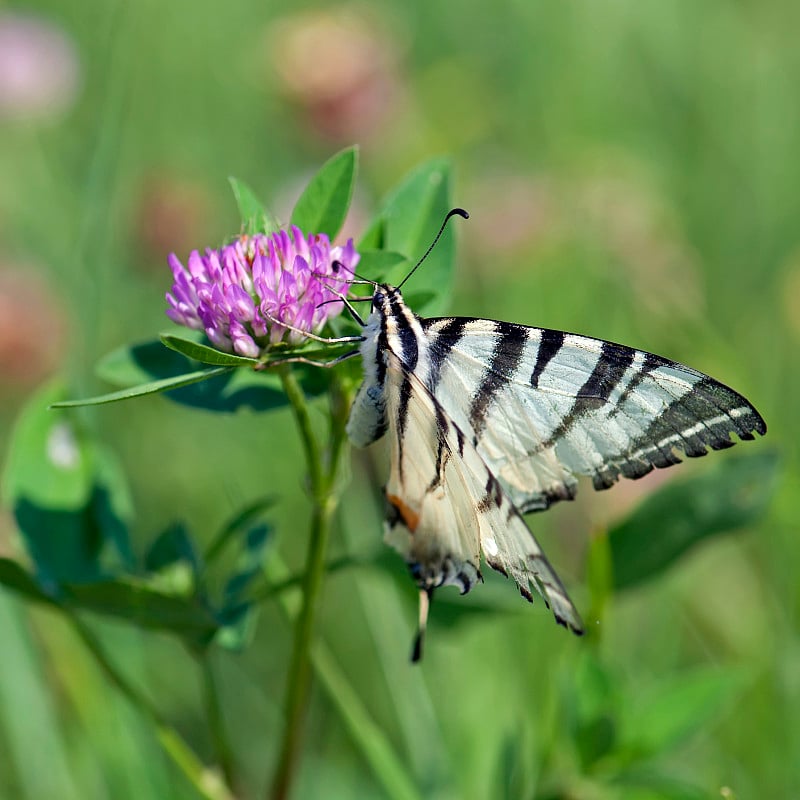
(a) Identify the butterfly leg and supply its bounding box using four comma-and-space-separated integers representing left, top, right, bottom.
315, 289, 369, 327
260, 311, 365, 345
257, 350, 361, 370
411, 587, 433, 663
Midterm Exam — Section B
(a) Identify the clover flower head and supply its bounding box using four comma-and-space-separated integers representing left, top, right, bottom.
166, 226, 358, 357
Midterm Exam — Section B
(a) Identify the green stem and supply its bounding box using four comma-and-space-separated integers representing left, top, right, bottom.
269, 368, 349, 800
200, 655, 238, 795
68, 614, 234, 800
277, 365, 323, 490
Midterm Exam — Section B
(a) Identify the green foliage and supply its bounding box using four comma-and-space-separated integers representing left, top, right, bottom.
160, 334, 259, 367
290, 146, 359, 239
228, 177, 280, 235
0, 45, 790, 797
3, 383, 133, 583
0, 151, 473, 798
368, 158, 457, 314
609, 453, 779, 590
50, 366, 234, 408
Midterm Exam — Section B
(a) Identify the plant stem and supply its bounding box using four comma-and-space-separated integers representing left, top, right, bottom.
277, 365, 323, 491
68, 614, 234, 800
200, 654, 238, 795
269, 368, 349, 800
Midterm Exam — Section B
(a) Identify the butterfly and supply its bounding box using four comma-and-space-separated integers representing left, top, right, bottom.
294, 209, 766, 660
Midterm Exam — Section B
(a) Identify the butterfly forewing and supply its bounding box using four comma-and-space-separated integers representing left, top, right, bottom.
421, 318, 766, 509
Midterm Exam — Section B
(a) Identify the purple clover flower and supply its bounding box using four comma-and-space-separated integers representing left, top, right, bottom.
166, 227, 358, 357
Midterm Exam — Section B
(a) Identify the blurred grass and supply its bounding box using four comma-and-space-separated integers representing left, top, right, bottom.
0, 0, 797, 798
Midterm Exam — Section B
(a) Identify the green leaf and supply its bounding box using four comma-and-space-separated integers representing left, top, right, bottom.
0, 558, 215, 643
291, 146, 359, 239
380, 158, 457, 315
145, 523, 199, 575
228, 176, 279, 235
312, 643, 423, 800
585, 527, 613, 634
564, 650, 620, 769
205, 500, 276, 650
215, 522, 274, 651
67, 579, 220, 642
3, 382, 94, 511
612, 770, 710, 800
3, 384, 134, 583
205, 496, 276, 564
50, 367, 233, 407
619, 667, 745, 758
160, 334, 259, 366
358, 214, 384, 249
93, 338, 332, 413
0, 560, 219, 642
96, 338, 194, 386
355, 249, 409, 286
609, 452, 779, 590
0, 558, 56, 606
249, 554, 364, 604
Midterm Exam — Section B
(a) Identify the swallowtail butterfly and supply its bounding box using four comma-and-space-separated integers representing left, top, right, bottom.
312, 210, 766, 660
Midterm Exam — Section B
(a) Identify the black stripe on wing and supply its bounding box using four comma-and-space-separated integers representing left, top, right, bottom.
594, 375, 767, 490
609, 350, 667, 417
469, 322, 528, 441
531, 329, 565, 388
391, 295, 419, 371
422, 317, 467, 392
391, 298, 419, 483
543, 340, 636, 449
389, 354, 584, 635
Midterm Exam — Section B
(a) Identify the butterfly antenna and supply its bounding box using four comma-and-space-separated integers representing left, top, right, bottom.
329, 259, 375, 286
397, 207, 469, 290
411, 587, 434, 663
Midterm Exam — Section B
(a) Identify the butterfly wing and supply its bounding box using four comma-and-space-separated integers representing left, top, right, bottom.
382, 347, 583, 634
420, 318, 767, 513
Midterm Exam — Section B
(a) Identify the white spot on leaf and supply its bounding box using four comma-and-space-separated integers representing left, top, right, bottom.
47, 422, 79, 469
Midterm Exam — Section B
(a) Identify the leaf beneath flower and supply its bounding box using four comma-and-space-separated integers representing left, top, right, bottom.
50, 367, 233, 407
160, 334, 259, 366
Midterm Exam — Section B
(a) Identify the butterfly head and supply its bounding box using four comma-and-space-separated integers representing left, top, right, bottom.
370, 284, 402, 314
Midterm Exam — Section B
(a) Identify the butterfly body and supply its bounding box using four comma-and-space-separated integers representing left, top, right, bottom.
346, 283, 766, 653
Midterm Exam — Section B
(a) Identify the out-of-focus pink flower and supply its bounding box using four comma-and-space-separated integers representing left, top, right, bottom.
0, 264, 68, 387
267, 9, 403, 142
166, 227, 358, 356
0, 12, 80, 121
575, 166, 705, 319
135, 176, 212, 268
465, 173, 556, 259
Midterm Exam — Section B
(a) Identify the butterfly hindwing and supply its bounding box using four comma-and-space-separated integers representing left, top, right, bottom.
382, 350, 583, 633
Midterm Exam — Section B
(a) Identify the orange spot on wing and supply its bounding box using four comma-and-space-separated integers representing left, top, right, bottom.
386, 493, 420, 533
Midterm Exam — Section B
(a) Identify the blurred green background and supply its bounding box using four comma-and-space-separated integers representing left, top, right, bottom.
0, 1, 796, 798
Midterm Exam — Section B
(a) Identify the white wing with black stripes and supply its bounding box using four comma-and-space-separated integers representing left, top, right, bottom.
346, 283, 766, 658
420, 318, 766, 513
380, 349, 583, 641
